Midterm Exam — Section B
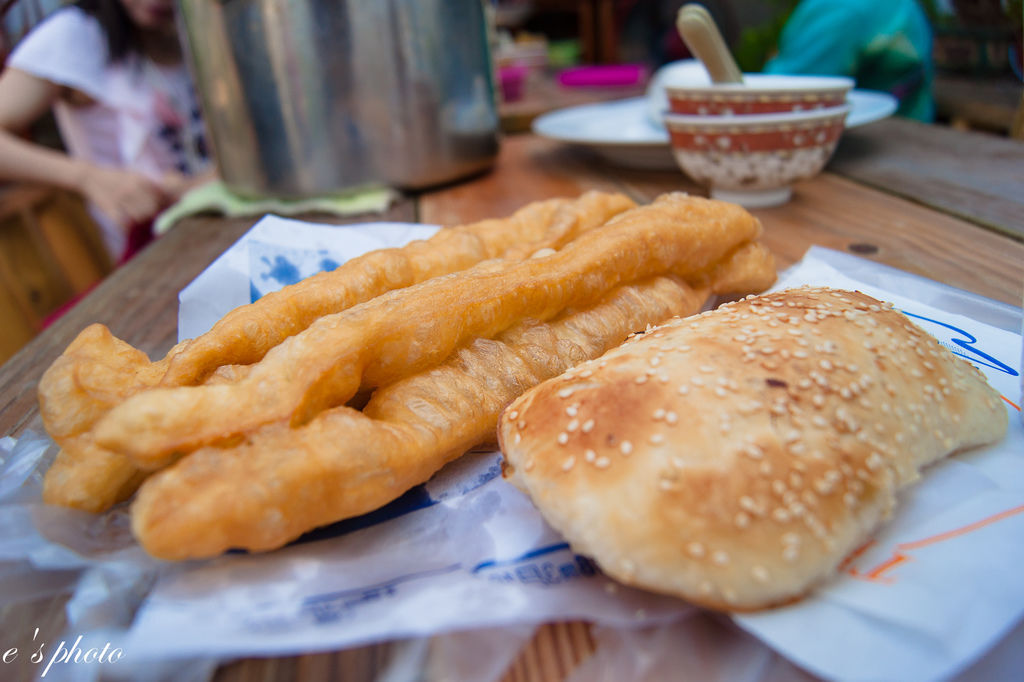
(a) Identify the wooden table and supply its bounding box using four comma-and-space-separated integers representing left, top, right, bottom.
828, 116, 1024, 241
934, 72, 1023, 138
1, 123, 1023, 682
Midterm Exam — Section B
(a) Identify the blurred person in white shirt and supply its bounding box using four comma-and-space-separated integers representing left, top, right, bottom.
0, 0, 211, 262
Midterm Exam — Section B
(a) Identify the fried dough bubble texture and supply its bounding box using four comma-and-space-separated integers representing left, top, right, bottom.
39, 192, 778, 559
40, 191, 637, 511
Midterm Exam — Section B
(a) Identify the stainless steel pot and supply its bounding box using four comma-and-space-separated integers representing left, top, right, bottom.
178, 0, 500, 198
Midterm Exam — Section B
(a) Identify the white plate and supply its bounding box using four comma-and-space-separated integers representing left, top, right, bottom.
532, 97, 677, 170
845, 89, 899, 127
531, 89, 898, 171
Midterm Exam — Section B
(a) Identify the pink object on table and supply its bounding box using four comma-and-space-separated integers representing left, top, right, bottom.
557, 64, 647, 88
499, 65, 529, 102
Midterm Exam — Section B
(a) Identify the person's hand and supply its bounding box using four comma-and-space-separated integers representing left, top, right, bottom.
160, 170, 192, 202
161, 168, 218, 202
76, 165, 173, 232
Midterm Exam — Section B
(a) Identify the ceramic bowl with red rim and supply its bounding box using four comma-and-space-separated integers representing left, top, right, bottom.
664, 73, 854, 116
663, 105, 851, 208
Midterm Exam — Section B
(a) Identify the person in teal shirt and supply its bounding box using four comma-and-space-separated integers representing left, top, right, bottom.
763, 0, 935, 121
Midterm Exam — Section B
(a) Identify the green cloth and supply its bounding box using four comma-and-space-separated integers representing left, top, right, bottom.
154, 180, 398, 235
763, 0, 935, 121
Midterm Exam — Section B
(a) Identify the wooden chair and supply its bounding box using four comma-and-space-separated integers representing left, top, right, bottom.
0, 184, 112, 364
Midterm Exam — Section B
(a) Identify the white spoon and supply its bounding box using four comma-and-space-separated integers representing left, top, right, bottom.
675, 4, 743, 84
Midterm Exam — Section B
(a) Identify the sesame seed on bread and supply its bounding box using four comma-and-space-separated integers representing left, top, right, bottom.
498, 286, 1008, 611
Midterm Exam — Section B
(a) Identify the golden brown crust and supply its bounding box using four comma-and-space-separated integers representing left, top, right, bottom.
37, 325, 174, 440
42, 434, 148, 513
94, 194, 765, 469
39, 192, 779, 562
38, 192, 636, 510
498, 287, 1008, 611
159, 191, 637, 385
131, 276, 710, 559
37, 326, 185, 511
129, 201, 777, 560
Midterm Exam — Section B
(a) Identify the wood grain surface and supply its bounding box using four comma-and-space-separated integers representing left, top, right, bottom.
1, 131, 1022, 682
829, 117, 1024, 240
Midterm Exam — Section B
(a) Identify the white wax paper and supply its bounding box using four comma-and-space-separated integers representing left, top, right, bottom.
1, 219, 1021, 682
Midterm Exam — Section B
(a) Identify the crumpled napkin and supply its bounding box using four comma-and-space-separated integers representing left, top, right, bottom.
153, 180, 398, 235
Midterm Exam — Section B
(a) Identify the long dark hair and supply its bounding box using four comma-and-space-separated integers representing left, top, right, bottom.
74, 0, 140, 62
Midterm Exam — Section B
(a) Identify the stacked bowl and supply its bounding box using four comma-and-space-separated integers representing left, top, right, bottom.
658, 68, 854, 207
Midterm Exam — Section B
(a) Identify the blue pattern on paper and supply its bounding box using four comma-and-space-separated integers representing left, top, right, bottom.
301, 564, 463, 624
472, 542, 571, 572
298, 543, 599, 624
902, 311, 1019, 376
472, 543, 599, 587
261, 254, 301, 288
248, 240, 343, 302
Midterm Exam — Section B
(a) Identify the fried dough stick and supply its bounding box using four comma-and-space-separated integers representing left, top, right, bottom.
95, 194, 764, 468
129, 276, 702, 559
131, 243, 776, 560
40, 328, 182, 512
39, 191, 635, 439
160, 190, 637, 386
40, 192, 635, 512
